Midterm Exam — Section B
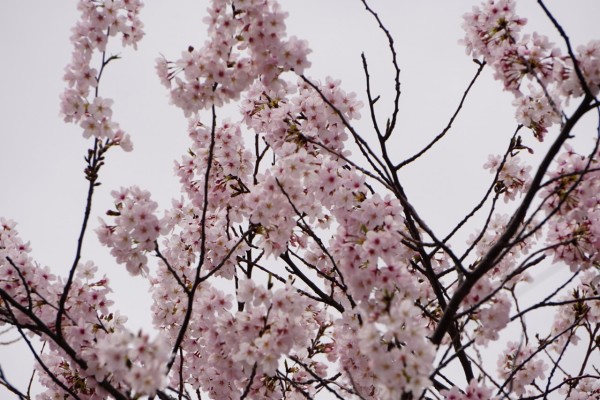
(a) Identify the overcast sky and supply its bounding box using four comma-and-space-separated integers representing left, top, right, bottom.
1, 1, 599, 397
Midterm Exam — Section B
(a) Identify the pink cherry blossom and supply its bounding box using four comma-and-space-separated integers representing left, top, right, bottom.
3, 0, 600, 399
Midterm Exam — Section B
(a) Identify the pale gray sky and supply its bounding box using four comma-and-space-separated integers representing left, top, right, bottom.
1, 1, 599, 398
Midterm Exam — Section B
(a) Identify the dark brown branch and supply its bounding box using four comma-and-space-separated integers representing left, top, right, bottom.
0, 364, 28, 400
154, 241, 189, 293
289, 356, 346, 400
360, 0, 401, 141
5, 257, 32, 311
280, 252, 344, 313
56, 138, 101, 337
274, 178, 347, 290
396, 60, 486, 170
167, 104, 217, 372
239, 362, 258, 400
198, 229, 251, 284
361, 53, 383, 138
14, 323, 83, 400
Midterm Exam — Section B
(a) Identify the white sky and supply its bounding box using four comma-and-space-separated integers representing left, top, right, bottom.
1, 1, 599, 398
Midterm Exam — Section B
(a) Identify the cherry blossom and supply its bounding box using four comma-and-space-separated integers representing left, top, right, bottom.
157, 0, 311, 115
441, 379, 497, 400
497, 341, 547, 397
2, 0, 600, 399
542, 144, 600, 270
60, 0, 143, 147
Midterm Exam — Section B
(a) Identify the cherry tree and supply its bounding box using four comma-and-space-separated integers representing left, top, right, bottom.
1, 0, 600, 399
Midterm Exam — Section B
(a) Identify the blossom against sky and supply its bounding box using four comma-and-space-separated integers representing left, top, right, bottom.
1, 1, 599, 397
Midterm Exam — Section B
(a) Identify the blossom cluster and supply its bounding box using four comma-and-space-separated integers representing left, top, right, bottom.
1, 219, 169, 398
240, 78, 363, 256
150, 62, 433, 397
60, 0, 143, 148
549, 268, 600, 352
165, 119, 253, 279
37, 322, 170, 398
462, 211, 541, 345
0, 219, 61, 328
483, 152, 532, 202
238, 64, 433, 399
97, 186, 165, 276
497, 341, 547, 397
462, 0, 600, 139
87, 330, 170, 395
151, 275, 331, 399
38, 311, 169, 399
459, 270, 512, 346
441, 379, 497, 400
562, 377, 600, 399
149, 49, 434, 396
89, 10, 374, 395
354, 298, 435, 398
156, 0, 311, 115
542, 144, 600, 270
475, 291, 511, 345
